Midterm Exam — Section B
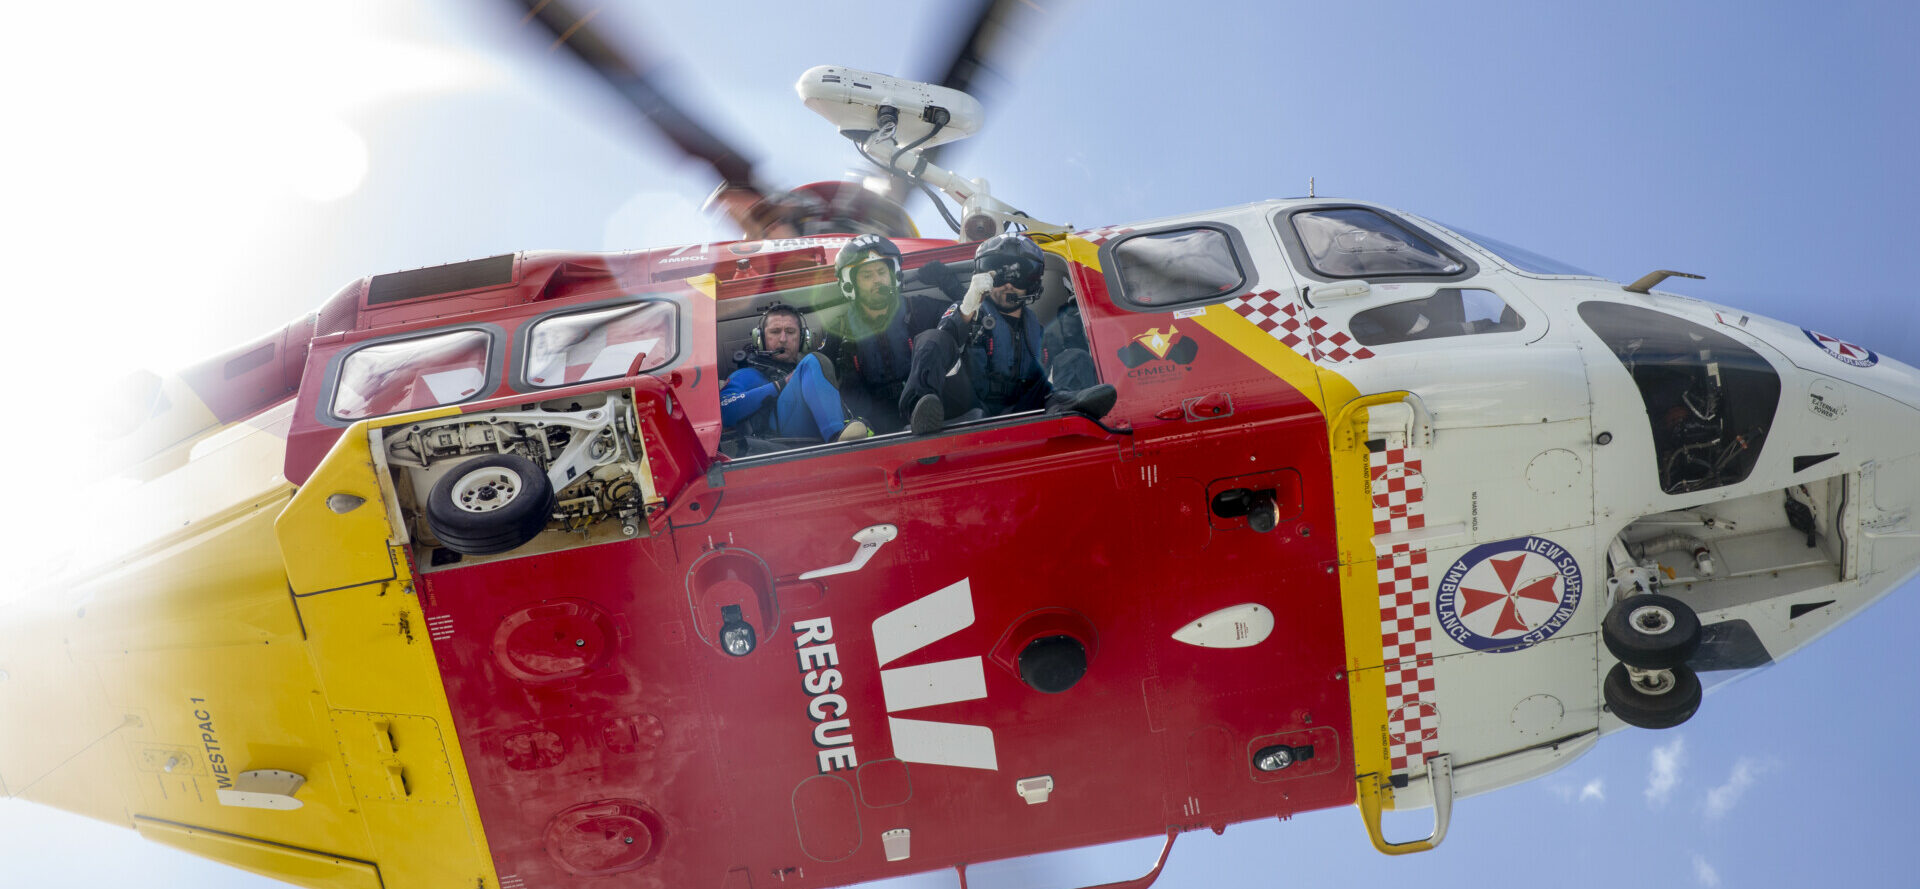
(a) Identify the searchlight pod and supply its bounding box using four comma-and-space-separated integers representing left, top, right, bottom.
796, 65, 984, 150
796, 65, 1065, 239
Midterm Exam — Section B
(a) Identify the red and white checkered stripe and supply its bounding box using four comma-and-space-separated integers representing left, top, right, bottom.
1318, 328, 1376, 364
1224, 290, 1314, 359
1371, 448, 1437, 772
1223, 290, 1377, 364
1077, 225, 1136, 245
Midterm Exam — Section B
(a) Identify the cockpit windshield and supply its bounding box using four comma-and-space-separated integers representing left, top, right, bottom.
1426, 219, 1597, 277
1579, 302, 1781, 494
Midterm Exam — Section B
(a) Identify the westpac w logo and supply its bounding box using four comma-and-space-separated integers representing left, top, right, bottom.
873, 578, 996, 771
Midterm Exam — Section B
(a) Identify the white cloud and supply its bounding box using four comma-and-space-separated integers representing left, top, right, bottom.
1705, 757, 1772, 820
1549, 776, 1606, 804
1692, 854, 1721, 887
1646, 736, 1685, 807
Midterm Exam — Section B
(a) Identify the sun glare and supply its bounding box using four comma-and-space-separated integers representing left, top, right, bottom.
3, 3, 494, 374
0, 3, 500, 547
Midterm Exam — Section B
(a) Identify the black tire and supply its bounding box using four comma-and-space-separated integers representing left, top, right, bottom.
1602, 593, 1701, 669
425, 454, 555, 556
1603, 662, 1702, 730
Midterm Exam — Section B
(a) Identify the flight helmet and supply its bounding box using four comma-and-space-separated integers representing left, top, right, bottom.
835, 234, 903, 304
974, 233, 1047, 304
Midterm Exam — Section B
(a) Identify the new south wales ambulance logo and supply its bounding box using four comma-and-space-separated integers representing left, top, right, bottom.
1803, 328, 1878, 368
1116, 324, 1199, 369
1434, 536, 1583, 653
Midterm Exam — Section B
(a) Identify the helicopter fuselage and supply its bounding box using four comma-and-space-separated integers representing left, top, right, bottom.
4, 198, 1916, 889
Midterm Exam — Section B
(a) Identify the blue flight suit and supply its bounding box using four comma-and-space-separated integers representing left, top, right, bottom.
720, 353, 851, 442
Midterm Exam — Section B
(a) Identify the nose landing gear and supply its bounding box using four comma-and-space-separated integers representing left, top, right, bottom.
1601, 593, 1704, 729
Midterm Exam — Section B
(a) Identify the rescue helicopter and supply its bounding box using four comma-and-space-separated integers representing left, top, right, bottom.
3, 3, 1917, 889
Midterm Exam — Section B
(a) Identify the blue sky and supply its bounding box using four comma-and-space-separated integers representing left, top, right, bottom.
3, 1, 1917, 887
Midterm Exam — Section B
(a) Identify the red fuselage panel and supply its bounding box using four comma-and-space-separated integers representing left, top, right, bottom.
420, 326, 1351, 887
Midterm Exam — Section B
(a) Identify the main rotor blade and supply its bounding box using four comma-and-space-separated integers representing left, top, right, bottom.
889, 0, 1051, 203
927, 0, 1031, 103
508, 0, 756, 188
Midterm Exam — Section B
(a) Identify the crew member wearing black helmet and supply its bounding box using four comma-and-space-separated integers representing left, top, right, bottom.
901, 233, 1116, 435
816, 234, 951, 433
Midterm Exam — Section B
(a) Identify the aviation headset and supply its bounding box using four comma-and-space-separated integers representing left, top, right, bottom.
750, 302, 812, 352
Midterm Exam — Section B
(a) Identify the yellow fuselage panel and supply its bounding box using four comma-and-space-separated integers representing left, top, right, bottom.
0, 399, 495, 889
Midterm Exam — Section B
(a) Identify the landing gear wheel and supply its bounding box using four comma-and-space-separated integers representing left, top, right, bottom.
1602, 593, 1701, 670
425, 454, 555, 556
1603, 662, 1702, 730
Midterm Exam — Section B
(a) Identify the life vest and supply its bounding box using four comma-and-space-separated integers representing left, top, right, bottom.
967, 301, 1047, 411
833, 305, 917, 407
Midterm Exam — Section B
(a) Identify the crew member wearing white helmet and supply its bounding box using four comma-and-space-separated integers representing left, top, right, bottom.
816, 234, 952, 433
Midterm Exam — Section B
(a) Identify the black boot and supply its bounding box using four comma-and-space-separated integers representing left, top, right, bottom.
909, 394, 946, 435
1045, 383, 1117, 421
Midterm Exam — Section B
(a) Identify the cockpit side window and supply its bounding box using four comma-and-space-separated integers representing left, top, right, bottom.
523, 299, 678, 388
1579, 302, 1781, 495
1284, 207, 1469, 280
1106, 226, 1249, 311
331, 328, 494, 421
1349, 289, 1524, 346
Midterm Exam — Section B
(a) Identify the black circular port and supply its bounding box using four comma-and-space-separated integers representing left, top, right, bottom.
1247, 492, 1280, 533
1210, 488, 1251, 518
1018, 635, 1088, 694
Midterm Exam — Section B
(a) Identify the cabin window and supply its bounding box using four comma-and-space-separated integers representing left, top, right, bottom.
524, 300, 678, 388
1108, 226, 1247, 310
331, 329, 492, 420
1579, 302, 1781, 495
1349, 289, 1525, 346
1286, 207, 1467, 279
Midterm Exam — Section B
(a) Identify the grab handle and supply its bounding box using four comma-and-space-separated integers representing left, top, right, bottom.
1332, 391, 1433, 450
1355, 755, 1453, 855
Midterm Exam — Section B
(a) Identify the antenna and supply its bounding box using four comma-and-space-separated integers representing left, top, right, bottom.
1309, 177, 1315, 199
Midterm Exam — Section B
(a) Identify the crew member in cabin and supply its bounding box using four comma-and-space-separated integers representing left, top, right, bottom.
900, 232, 1117, 435
1041, 286, 1101, 393
816, 234, 952, 433
720, 303, 870, 444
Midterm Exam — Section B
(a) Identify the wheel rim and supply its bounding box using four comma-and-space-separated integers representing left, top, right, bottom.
1627, 604, 1676, 637
1629, 668, 1677, 696
450, 466, 524, 513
